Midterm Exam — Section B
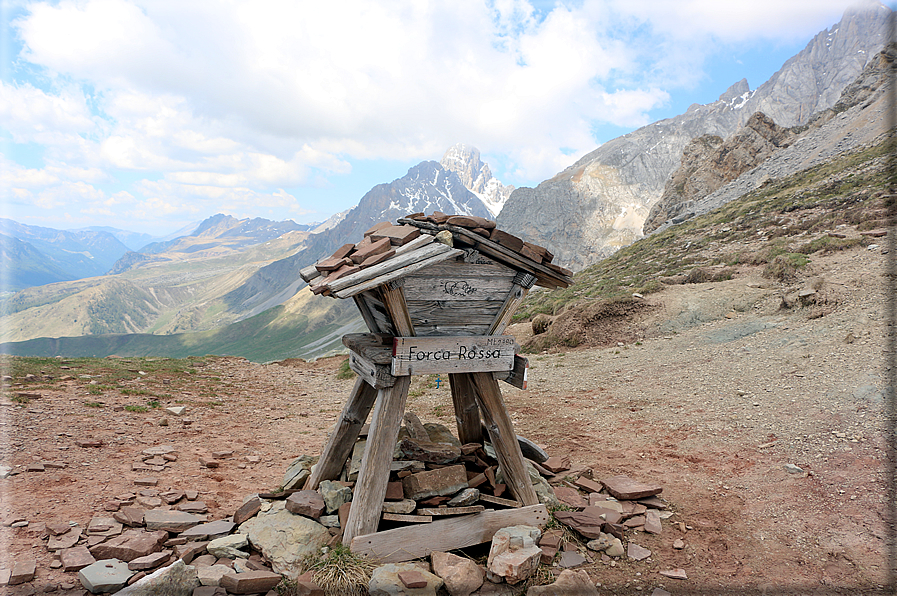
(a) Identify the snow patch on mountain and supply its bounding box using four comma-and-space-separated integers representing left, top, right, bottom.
440, 144, 514, 217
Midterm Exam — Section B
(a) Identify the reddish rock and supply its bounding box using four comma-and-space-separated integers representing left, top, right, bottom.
574, 477, 604, 493
540, 545, 558, 565
88, 530, 166, 562
160, 490, 185, 504
384, 482, 404, 501
541, 456, 570, 474
76, 439, 103, 448
627, 543, 651, 561
285, 491, 325, 518
114, 507, 145, 527
175, 541, 208, 564
46, 522, 73, 536
539, 530, 564, 550
133, 477, 158, 486
47, 527, 82, 550
219, 570, 283, 594
398, 570, 428, 589
233, 497, 262, 525
60, 546, 95, 572
9, 559, 36, 585
402, 465, 468, 500
600, 475, 662, 500
199, 457, 220, 468
552, 511, 604, 539
553, 486, 587, 509
659, 568, 688, 580
295, 571, 325, 596
127, 550, 172, 571
176, 501, 208, 514
644, 510, 662, 534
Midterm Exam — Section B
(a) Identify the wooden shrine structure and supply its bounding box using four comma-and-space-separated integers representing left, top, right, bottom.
298, 213, 573, 555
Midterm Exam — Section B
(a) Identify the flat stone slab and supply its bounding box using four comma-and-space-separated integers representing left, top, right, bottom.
219, 570, 283, 594
47, 527, 82, 550
600, 475, 662, 500
144, 510, 206, 532
89, 530, 166, 562
233, 497, 262, 525
127, 550, 172, 571
179, 520, 235, 542
79, 559, 135, 593
9, 559, 36, 585
60, 546, 96, 572
627, 543, 652, 561
114, 559, 200, 596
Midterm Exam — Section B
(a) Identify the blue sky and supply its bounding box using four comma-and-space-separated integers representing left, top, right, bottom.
0, 0, 886, 236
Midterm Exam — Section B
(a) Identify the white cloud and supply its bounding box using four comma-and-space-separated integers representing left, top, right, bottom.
3, 0, 874, 227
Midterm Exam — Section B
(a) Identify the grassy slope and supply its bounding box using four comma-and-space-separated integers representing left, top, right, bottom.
1, 287, 361, 363
515, 137, 891, 324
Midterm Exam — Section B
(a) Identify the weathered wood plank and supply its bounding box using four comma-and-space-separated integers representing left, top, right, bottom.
348, 351, 395, 390
470, 372, 539, 506
392, 335, 517, 376
413, 324, 491, 337
342, 333, 393, 365
342, 375, 412, 544
449, 373, 482, 445
493, 354, 529, 390
350, 504, 550, 563
335, 248, 464, 299
405, 300, 501, 326
402, 276, 515, 302
328, 241, 449, 293
478, 494, 521, 508
417, 506, 485, 516
299, 263, 320, 283
353, 295, 381, 334
382, 513, 432, 523
379, 281, 415, 337
304, 378, 378, 490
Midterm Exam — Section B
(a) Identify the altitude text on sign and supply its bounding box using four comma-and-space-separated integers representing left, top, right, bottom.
392, 335, 518, 376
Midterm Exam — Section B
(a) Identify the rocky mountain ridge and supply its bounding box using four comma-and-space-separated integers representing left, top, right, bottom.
496, 3, 891, 271
439, 143, 514, 217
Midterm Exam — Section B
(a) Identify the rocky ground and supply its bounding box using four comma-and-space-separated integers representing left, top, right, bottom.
0, 240, 893, 595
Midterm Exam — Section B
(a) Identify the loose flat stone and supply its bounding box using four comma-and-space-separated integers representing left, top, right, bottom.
281, 454, 317, 490
89, 530, 167, 562
48, 527, 82, 550
113, 507, 145, 527
176, 501, 208, 514
47, 522, 73, 536
197, 565, 232, 587
9, 559, 37, 585
88, 517, 123, 537
233, 497, 262, 525
552, 510, 603, 540
135, 495, 162, 509
784, 464, 804, 474
185, 490, 199, 501
207, 534, 249, 559
211, 450, 233, 459
142, 456, 168, 466
174, 541, 208, 564
191, 554, 217, 568
627, 543, 651, 561
558, 550, 587, 568
76, 439, 103, 448
133, 477, 158, 487
142, 445, 176, 457
659, 568, 688, 580
285, 490, 325, 518
601, 475, 662, 500
144, 510, 206, 532
165, 407, 186, 416
179, 520, 235, 542
448, 488, 480, 507
553, 486, 587, 509
159, 490, 185, 505
644, 510, 662, 534
199, 457, 220, 469
126, 550, 171, 571
78, 559, 134, 593
398, 438, 460, 464
541, 455, 570, 473
672, 538, 685, 549
402, 465, 468, 501
219, 570, 283, 594
381, 499, 416, 515
638, 496, 668, 510
61, 546, 96, 572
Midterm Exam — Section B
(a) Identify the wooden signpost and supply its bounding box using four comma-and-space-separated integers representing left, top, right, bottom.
298, 214, 572, 556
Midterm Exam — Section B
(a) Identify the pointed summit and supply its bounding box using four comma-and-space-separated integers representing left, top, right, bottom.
440, 144, 514, 218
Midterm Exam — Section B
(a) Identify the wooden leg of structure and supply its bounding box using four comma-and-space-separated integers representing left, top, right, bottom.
470, 372, 539, 506
342, 375, 412, 544
304, 377, 378, 490
449, 373, 483, 445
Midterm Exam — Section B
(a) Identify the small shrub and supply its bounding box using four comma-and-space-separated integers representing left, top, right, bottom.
763, 253, 809, 282
336, 358, 355, 380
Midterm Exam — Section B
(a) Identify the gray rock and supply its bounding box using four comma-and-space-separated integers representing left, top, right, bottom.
423, 423, 461, 447
178, 520, 235, 542
319, 480, 352, 514
784, 463, 804, 474
528, 569, 598, 596
144, 510, 206, 532
318, 515, 340, 528
207, 534, 249, 559
114, 559, 200, 596
78, 559, 135, 593
238, 501, 330, 579
381, 500, 416, 515
281, 455, 317, 490
369, 562, 444, 596
197, 565, 232, 587
447, 488, 480, 507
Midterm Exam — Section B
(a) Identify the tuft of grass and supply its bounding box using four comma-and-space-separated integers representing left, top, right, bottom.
763, 253, 809, 282
336, 358, 355, 380
124, 404, 149, 413
84, 401, 104, 408
11, 394, 29, 404
147, 400, 160, 408
298, 545, 377, 596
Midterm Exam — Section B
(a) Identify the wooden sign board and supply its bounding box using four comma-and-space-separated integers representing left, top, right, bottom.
392, 335, 518, 376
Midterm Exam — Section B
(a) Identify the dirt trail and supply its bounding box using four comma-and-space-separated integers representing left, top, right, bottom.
0, 242, 892, 594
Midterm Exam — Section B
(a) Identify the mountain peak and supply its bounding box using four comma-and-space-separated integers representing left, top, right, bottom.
440, 144, 514, 217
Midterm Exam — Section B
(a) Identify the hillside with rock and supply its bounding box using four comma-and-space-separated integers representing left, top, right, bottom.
496, 4, 891, 270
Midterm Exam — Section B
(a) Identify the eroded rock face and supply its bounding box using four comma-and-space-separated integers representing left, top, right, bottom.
237, 501, 330, 579
496, 6, 889, 270
643, 112, 795, 233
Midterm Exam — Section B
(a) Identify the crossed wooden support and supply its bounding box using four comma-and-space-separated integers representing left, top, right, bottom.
304, 273, 539, 546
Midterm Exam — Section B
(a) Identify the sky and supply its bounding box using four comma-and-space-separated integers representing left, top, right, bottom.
0, 0, 889, 237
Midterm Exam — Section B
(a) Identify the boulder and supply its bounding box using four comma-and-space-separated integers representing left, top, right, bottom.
369, 562, 444, 596
486, 526, 542, 585
238, 501, 330, 579
431, 551, 484, 596
528, 569, 598, 596
114, 559, 200, 596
